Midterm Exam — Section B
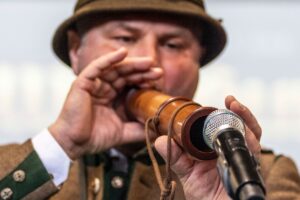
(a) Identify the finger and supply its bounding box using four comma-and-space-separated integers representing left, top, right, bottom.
154, 136, 194, 177
124, 67, 163, 83
79, 48, 127, 80
225, 95, 235, 109
245, 127, 261, 158
109, 67, 163, 92
114, 57, 154, 75
111, 78, 126, 92
122, 122, 149, 143
99, 57, 154, 83
91, 79, 117, 102
101, 70, 119, 82
225, 95, 262, 141
139, 81, 156, 89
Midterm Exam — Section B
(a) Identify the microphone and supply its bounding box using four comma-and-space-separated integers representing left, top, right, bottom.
203, 109, 266, 200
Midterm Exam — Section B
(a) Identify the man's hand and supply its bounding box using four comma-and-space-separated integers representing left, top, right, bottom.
49, 48, 163, 160
155, 96, 262, 200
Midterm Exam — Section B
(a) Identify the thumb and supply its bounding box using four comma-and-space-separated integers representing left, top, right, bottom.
122, 122, 148, 143
155, 136, 194, 177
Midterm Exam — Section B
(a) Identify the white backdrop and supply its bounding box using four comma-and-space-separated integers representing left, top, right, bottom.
0, 0, 299, 168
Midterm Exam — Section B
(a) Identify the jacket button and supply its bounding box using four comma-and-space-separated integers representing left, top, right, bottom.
13, 170, 26, 182
111, 176, 124, 189
91, 178, 101, 195
0, 188, 13, 200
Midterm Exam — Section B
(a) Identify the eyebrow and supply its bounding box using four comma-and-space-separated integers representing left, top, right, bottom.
107, 22, 143, 35
108, 21, 192, 39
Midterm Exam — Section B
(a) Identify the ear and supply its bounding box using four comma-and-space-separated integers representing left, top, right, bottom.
67, 30, 81, 75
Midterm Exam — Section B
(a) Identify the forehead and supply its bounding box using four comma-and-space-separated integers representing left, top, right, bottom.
76, 12, 202, 37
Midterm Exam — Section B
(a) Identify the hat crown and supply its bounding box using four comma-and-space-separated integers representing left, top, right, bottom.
75, 0, 93, 11
75, 0, 205, 12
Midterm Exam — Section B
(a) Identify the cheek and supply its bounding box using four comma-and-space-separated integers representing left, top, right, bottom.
76, 43, 118, 72
162, 61, 199, 98
75, 30, 122, 72
77, 49, 96, 70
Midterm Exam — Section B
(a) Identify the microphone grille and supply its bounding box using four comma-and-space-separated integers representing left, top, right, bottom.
203, 109, 245, 149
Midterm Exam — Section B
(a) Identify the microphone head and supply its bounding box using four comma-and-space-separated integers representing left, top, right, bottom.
203, 109, 246, 149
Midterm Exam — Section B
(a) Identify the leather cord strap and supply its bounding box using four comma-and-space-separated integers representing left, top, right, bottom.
145, 101, 199, 200
79, 157, 88, 200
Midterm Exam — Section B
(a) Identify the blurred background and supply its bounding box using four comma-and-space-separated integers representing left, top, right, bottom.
0, 0, 299, 168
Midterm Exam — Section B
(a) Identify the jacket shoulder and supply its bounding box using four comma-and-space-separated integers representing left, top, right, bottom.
260, 148, 300, 200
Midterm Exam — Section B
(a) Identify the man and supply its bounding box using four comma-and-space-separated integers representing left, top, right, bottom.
0, 0, 299, 199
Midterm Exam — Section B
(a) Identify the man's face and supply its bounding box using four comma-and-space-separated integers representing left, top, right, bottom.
69, 15, 204, 98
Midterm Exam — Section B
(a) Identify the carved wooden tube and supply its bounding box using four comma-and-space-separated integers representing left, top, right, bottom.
126, 89, 218, 160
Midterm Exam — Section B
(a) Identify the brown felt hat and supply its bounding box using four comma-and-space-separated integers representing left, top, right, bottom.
52, 0, 227, 67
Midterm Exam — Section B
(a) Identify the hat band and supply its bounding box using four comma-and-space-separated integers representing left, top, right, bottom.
163, 0, 204, 7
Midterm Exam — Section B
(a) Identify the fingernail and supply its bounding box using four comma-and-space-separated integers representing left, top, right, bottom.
117, 47, 127, 54
239, 103, 246, 111
152, 68, 163, 74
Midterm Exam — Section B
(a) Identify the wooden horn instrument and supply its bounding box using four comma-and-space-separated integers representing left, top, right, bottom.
125, 89, 218, 160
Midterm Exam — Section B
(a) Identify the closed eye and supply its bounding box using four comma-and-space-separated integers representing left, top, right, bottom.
114, 36, 136, 44
165, 42, 183, 50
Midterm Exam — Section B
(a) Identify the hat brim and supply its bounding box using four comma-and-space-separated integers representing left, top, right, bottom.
52, 0, 227, 67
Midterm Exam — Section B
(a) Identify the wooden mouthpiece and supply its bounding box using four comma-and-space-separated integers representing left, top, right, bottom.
125, 89, 218, 160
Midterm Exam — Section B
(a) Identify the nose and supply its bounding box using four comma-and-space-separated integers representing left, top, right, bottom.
132, 36, 160, 67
